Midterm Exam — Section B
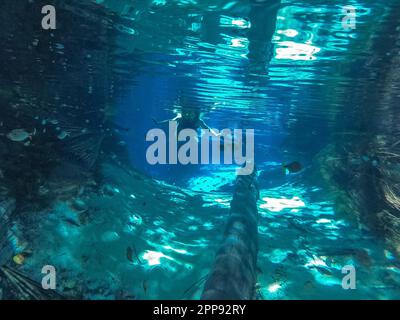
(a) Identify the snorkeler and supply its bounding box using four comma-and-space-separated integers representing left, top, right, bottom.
152, 106, 220, 137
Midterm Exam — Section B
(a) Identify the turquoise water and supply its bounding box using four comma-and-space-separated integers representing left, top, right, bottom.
0, 0, 400, 300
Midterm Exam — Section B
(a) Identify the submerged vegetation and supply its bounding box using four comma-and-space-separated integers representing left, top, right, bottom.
0, 0, 130, 298
314, 5, 400, 258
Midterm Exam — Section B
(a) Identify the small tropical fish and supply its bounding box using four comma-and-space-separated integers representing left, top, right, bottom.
77, 210, 90, 225
143, 280, 148, 296
126, 246, 134, 263
312, 266, 333, 276
63, 218, 80, 227
127, 246, 143, 264
5, 128, 36, 142
283, 161, 303, 174
13, 253, 25, 265
118, 290, 136, 300
57, 131, 69, 140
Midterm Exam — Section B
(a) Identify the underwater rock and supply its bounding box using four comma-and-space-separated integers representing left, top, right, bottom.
47, 161, 93, 201
6, 128, 36, 143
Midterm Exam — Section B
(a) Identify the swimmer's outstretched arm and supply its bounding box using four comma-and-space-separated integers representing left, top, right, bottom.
199, 119, 220, 137
152, 113, 182, 125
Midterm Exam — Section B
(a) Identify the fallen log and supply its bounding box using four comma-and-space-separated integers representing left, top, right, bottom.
201, 165, 259, 300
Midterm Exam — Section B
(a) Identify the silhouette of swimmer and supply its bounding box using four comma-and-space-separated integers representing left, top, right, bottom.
153, 105, 220, 137
152, 98, 246, 155
152, 106, 244, 155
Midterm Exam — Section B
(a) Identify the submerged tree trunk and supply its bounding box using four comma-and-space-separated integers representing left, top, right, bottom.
201, 167, 259, 300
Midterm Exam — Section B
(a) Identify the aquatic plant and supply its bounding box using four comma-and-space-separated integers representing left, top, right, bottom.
313, 6, 400, 257
64, 133, 106, 169
0, 266, 64, 300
